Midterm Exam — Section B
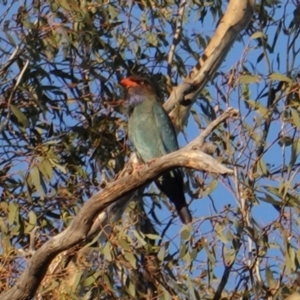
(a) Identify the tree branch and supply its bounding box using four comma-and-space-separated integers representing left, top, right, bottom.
164, 0, 255, 128
167, 0, 187, 78
2, 107, 236, 300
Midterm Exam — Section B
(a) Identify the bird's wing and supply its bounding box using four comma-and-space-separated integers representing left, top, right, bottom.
152, 101, 179, 153
128, 100, 179, 160
128, 102, 163, 161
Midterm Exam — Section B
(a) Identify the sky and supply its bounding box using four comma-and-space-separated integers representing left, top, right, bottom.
1, 0, 300, 296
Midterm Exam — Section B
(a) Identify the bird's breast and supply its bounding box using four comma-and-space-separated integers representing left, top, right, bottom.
128, 92, 149, 108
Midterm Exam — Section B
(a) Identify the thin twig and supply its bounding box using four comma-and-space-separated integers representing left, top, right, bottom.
167, 0, 188, 78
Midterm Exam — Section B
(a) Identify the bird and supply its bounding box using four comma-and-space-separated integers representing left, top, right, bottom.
121, 75, 192, 224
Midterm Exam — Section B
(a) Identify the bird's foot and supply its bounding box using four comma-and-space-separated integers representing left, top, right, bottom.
146, 158, 157, 166
132, 163, 144, 172
131, 160, 147, 174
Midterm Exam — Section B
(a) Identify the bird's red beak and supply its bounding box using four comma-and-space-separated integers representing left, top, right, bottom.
121, 78, 139, 87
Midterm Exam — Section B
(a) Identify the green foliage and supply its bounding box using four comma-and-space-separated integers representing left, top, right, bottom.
1, 0, 300, 299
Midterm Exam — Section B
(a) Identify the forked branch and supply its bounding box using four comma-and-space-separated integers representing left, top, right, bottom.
2, 108, 237, 300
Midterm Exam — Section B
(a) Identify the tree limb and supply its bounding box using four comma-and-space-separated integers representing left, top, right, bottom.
2, 107, 236, 300
164, 0, 255, 128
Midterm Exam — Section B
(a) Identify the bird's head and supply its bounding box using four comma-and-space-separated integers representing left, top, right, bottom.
121, 76, 157, 107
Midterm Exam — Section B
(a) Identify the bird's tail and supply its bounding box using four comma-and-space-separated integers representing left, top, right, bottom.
177, 206, 192, 224
155, 170, 192, 224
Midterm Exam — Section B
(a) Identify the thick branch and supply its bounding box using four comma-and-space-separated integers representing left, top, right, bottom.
2, 107, 235, 300
164, 0, 255, 127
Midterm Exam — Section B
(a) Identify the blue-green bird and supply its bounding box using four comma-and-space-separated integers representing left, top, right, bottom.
121, 76, 192, 224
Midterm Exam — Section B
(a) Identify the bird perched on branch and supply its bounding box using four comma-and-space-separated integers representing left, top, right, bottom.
121, 75, 192, 224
